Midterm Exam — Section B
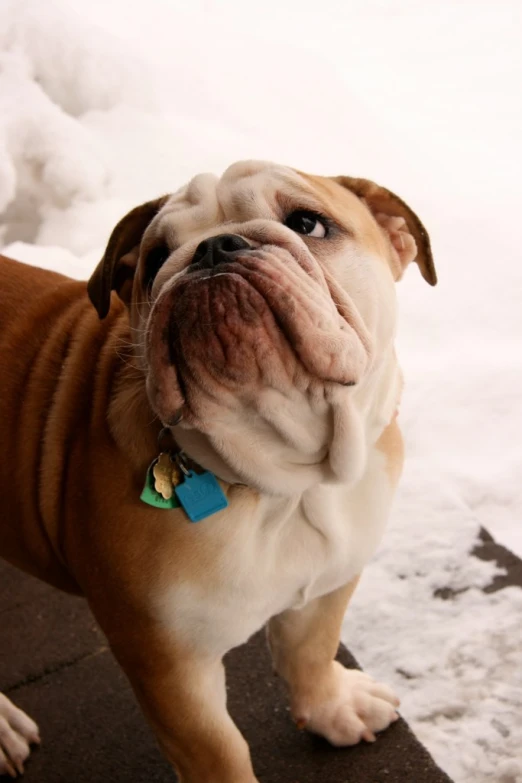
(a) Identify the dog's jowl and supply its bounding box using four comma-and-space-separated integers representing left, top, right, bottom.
0, 161, 435, 782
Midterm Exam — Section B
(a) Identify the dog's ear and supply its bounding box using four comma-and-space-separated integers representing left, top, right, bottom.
334, 176, 436, 286
87, 196, 168, 319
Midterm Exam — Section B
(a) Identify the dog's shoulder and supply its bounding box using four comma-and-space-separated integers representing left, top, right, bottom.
0, 254, 88, 329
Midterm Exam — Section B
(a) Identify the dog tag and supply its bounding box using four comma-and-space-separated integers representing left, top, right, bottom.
174, 471, 228, 522
153, 453, 178, 499
141, 458, 181, 509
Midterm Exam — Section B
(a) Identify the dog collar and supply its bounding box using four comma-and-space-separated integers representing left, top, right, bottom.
140, 428, 229, 522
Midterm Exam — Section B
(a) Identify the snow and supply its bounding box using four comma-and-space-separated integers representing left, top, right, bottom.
1, 1, 521, 780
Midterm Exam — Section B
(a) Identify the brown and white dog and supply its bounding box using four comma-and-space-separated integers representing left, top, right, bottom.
0, 160, 436, 781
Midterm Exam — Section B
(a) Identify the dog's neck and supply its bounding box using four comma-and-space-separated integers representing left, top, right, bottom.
108, 318, 401, 498
172, 350, 401, 496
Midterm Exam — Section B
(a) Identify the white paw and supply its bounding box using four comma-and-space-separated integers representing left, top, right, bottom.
297, 663, 400, 747
0, 694, 40, 778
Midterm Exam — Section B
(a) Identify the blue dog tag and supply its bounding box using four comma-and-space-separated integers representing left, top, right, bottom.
174, 471, 229, 522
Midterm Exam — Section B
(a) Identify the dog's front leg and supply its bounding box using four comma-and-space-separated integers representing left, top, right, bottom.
107, 623, 258, 783
267, 579, 400, 746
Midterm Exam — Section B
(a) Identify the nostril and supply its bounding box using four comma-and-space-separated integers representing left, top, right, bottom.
220, 235, 246, 253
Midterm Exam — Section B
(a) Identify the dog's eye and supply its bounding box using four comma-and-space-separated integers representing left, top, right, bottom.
284, 210, 328, 238
144, 245, 170, 288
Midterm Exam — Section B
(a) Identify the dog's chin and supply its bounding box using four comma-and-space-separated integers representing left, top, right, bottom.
146, 268, 300, 426
146, 249, 370, 428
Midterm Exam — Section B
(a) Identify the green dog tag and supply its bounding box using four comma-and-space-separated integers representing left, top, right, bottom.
140, 460, 180, 509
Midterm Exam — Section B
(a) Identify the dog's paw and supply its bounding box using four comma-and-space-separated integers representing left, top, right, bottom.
295, 662, 400, 747
0, 694, 40, 778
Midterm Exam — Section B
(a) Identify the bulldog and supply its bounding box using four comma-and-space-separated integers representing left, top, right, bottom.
0, 160, 436, 781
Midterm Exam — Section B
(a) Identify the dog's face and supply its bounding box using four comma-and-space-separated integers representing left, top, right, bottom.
89, 161, 435, 492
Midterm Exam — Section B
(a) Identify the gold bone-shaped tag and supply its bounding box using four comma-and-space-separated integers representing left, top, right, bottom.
153, 453, 176, 500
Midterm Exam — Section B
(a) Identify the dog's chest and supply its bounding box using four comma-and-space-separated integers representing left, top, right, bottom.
155, 446, 392, 657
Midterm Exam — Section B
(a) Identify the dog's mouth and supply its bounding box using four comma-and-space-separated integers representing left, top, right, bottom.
145, 245, 371, 427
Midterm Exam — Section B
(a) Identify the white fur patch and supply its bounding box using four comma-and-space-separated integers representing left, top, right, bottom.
155, 431, 396, 656
298, 662, 400, 746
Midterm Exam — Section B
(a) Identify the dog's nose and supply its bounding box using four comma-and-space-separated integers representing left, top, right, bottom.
191, 234, 251, 268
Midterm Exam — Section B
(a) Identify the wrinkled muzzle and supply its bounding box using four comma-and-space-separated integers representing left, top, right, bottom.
145, 242, 371, 427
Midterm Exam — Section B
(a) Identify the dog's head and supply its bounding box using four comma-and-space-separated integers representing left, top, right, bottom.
88, 161, 435, 493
